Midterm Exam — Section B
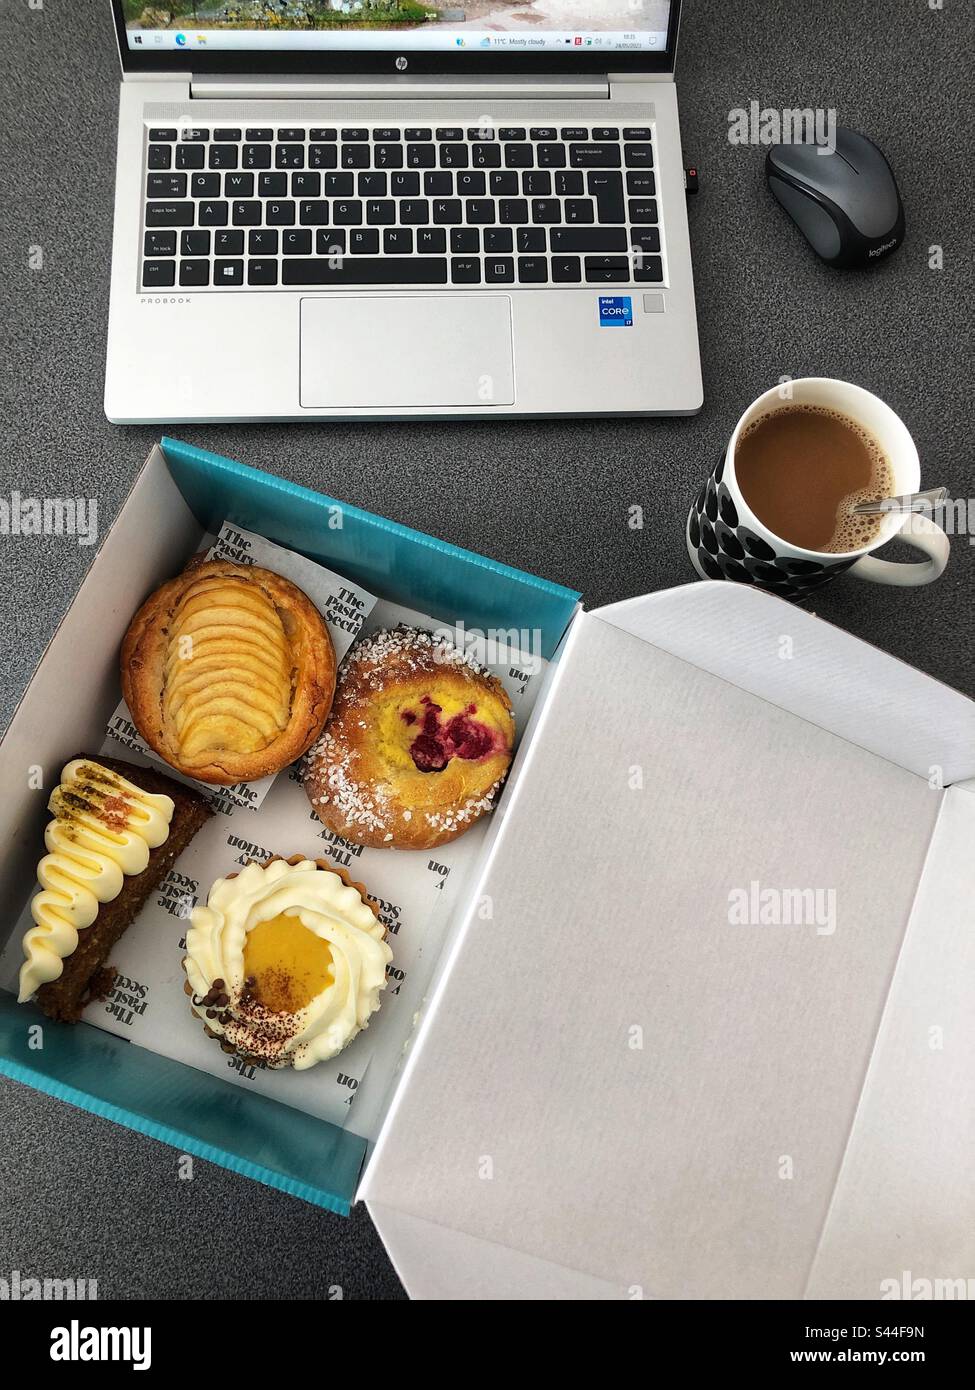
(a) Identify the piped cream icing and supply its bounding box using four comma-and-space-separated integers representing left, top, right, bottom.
18, 760, 174, 1002
184, 858, 392, 1070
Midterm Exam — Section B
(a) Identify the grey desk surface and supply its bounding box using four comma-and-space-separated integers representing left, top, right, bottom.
1, 0, 972, 1300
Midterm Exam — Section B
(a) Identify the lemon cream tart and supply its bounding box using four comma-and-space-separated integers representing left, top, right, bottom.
20, 755, 211, 1022
184, 856, 392, 1069
121, 559, 336, 785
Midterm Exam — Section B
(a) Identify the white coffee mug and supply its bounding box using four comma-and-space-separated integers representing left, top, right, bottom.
686, 379, 950, 600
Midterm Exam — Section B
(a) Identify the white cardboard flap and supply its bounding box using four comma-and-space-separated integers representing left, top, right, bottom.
369, 1202, 626, 1301
595, 583, 975, 786
362, 611, 941, 1298
806, 779, 975, 1299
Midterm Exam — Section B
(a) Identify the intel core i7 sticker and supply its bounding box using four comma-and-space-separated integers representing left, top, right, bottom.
599, 296, 633, 327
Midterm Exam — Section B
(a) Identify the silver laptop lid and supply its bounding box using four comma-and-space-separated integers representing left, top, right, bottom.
110, 1, 681, 79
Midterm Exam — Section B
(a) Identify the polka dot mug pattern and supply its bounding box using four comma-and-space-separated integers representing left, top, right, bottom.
687, 379, 949, 600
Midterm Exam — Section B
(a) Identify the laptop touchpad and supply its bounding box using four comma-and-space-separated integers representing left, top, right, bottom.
299, 294, 514, 410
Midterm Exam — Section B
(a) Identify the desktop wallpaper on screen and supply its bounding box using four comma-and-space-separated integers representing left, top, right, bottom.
122, 2, 673, 53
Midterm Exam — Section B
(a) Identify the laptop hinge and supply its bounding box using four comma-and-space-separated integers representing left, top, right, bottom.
190, 73, 610, 102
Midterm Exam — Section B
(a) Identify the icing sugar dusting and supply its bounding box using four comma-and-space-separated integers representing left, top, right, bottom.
352, 626, 490, 688
308, 730, 391, 833
304, 626, 507, 842
423, 778, 504, 835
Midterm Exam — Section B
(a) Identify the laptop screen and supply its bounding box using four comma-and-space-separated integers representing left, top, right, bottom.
121, 3, 674, 58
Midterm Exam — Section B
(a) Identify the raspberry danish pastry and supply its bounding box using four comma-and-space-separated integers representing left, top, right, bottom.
305, 627, 514, 850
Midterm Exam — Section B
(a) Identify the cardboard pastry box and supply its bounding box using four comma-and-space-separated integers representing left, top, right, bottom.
2, 440, 973, 1300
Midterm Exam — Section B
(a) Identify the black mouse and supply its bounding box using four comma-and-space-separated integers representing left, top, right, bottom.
766, 127, 905, 268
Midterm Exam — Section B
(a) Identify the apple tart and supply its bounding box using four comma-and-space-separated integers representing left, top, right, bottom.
122, 559, 336, 784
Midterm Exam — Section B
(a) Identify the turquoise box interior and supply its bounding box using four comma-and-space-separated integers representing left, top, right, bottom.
0, 438, 580, 1214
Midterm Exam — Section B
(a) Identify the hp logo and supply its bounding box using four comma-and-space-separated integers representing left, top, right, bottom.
395, 56, 408, 71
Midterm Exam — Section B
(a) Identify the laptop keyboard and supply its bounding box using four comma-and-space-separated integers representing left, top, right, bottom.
141, 124, 663, 291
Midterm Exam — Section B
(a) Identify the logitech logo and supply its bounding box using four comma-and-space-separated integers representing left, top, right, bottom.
868, 237, 899, 258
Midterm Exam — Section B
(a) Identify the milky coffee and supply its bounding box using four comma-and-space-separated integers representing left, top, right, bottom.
735, 404, 894, 554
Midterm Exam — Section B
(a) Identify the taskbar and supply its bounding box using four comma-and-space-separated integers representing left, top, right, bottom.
126, 29, 668, 55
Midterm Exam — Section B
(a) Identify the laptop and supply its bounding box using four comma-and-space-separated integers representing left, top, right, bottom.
105, 1, 702, 423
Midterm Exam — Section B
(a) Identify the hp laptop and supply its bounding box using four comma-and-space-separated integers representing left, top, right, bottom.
105, 1, 702, 422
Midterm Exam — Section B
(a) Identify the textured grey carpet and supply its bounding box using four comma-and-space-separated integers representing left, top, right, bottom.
0, 0, 972, 1299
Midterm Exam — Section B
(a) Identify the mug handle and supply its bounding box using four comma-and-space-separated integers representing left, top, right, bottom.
848, 513, 950, 586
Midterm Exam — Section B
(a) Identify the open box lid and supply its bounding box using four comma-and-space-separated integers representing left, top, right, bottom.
361, 583, 975, 1299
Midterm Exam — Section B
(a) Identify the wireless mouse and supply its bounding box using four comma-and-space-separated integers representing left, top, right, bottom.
766, 127, 905, 268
